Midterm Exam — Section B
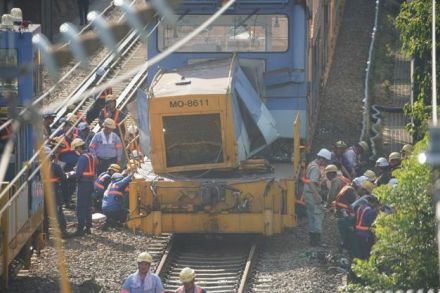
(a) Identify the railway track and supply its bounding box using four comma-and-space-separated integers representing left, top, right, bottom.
156, 235, 260, 293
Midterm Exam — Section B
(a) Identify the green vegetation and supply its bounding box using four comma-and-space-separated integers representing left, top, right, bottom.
344, 137, 438, 291
344, 1, 440, 290
396, 0, 440, 141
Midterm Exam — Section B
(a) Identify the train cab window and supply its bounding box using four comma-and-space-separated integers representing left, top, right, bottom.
0, 49, 18, 98
158, 14, 288, 52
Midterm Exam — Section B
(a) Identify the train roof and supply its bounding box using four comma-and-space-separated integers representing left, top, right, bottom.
150, 58, 232, 98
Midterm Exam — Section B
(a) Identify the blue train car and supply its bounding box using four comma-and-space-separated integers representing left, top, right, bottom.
145, 0, 342, 146
0, 10, 44, 288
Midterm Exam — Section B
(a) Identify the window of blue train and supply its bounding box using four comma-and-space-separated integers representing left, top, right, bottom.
0, 49, 18, 98
158, 14, 288, 52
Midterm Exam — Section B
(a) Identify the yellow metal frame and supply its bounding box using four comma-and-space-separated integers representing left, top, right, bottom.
149, 94, 237, 173
127, 114, 303, 236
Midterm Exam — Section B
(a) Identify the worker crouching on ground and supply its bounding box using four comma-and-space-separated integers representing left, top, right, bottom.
89, 118, 123, 175
102, 171, 133, 229
120, 252, 165, 293
94, 163, 121, 212
176, 267, 206, 293
69, 138, 96, 236
303, 148, 331, 246
352, 195, 381, 260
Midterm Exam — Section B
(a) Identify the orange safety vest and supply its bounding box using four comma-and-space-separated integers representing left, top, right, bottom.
105, 182, 124, 197
335, 185, 355, 210
176, 286, 203, 293
355, 205, 371, 232
102, 108, 121, 125
58, 135, 75, 154
302, 160, 320, 184
336, 175, 351, 186
82, 153, 96, 177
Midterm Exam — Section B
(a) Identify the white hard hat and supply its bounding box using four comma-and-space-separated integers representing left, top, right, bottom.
375, 157, 389, 167
317, 148, 332, 161
388, 178, 399, 187
43, 146, 52, 155
128, 125, 136, 135
179, 267, 196, 283
111, 173, 123, 181
136, 252, 153, 263
353, 176, 368, 187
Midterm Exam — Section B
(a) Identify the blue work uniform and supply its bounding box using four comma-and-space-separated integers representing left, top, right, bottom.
102, 174, 133, 226
57, 134, 79, 206
94, 171, 112, 211
75, 152, 96, 230
121, 271, 164, 293
353, 204, 378, 260
43, 162, 68, 234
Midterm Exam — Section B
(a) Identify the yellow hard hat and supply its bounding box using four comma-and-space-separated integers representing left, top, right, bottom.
335, 140, 347, 148
358, 141, 369, 152
105, 94, 117, 102
137, 252, 153, 263
65, 113, 77, 124
103, 118, 116, 129
71, 138, 85, 149
363, 170, 376, 182
401, 144, 413, 154
361, 181, 375, 193
389, 152, 401, 161
325, 164, 338, 174
108, 164, 121, 172
179, 267, 196, 283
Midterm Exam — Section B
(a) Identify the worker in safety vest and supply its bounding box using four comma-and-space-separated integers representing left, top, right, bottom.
388, 152, 402, 172
333, 179, 360, 253
70, 138, 96, 236
343, 141, 369, 178
102, 172, 133, 228
98, 94, 126, 133
56, 116, 79, 208
120, 252, 165, 293
352, 195, 380, 260
86, 66, 112, 122
400, 144, 413, 160
303, 148, 331, 246
94, 163, 121, 211
374, 157, 392, 186
42, 146, 70, 239
324, 164, 351, 206
331, 140, 352, 179
350, 180, 376, 212
90, 118, 123, 176
176, 267, 206, 293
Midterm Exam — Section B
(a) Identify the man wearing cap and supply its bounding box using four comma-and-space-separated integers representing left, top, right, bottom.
303, 148, 331, 246
56, 116, 79, 208
102, 171, 133, 228
120, 252, 164, 293
343, 141, 369, 178
94, 163, 121, 212
324, 164, 351, 206
353, 196, 381, 260
70, 138, 96, 236
176, 267, 206, 293
374, 157, 392, 186
98, 94, 126, 132
89, 118, 123, 176
78, 122, 94, 150
332, 140, 352, 179
400, 144, 413, 160
388, 152, 401, 171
